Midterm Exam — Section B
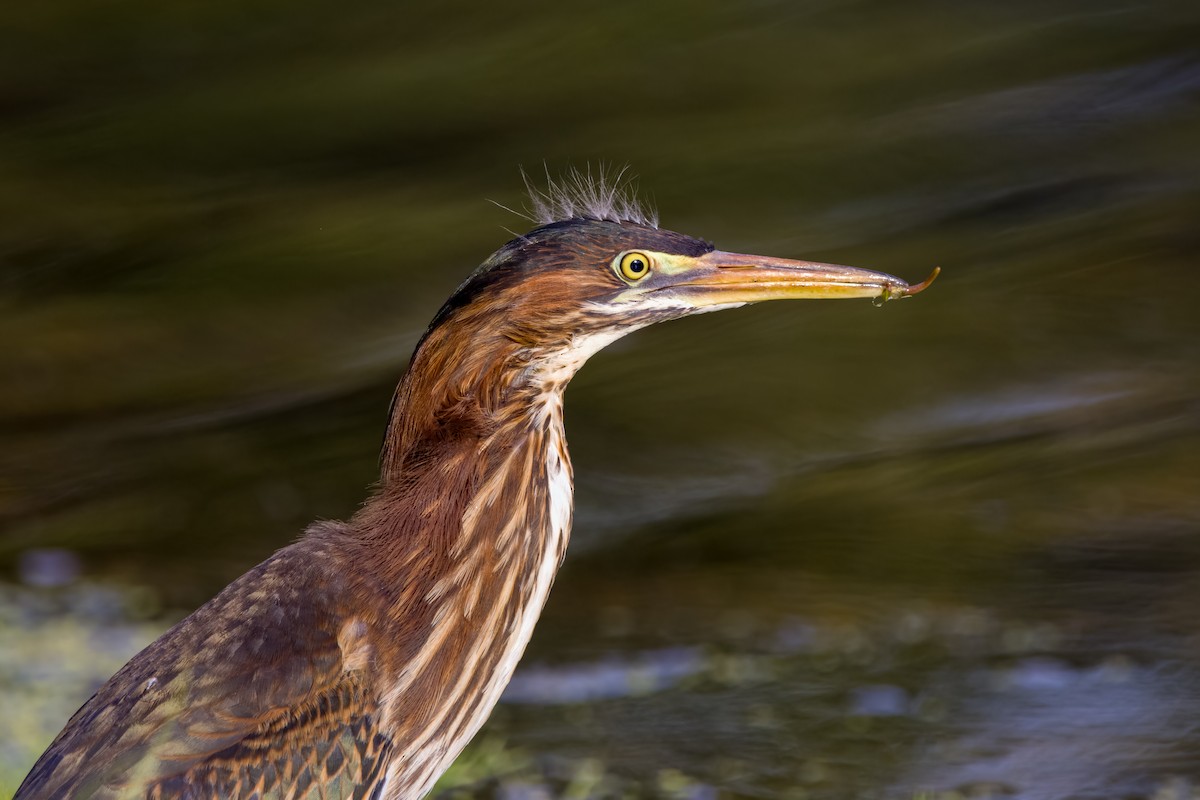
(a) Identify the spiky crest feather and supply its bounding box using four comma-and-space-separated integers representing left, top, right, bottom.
523, 165, 658, 228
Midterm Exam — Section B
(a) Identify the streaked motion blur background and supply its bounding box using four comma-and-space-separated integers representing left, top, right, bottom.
2, 1, 1199, 797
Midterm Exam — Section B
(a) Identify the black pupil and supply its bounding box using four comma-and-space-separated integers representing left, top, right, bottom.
629, 258, 645, 273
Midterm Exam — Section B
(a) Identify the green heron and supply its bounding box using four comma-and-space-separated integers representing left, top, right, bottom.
16, 176, 936, 800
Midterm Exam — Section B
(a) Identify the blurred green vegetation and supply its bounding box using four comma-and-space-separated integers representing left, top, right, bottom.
2, 0, 1200, 795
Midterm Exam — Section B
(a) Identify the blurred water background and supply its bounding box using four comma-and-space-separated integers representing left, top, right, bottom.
2, 0, 1200, 797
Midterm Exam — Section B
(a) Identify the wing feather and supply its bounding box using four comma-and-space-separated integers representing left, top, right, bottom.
16, 527, 393, 800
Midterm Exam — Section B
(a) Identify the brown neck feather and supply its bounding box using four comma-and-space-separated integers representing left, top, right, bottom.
345, 309, 574, 795
378, 301, 558, 488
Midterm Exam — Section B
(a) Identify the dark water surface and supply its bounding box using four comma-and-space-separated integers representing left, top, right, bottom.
2, 0, 1200, 797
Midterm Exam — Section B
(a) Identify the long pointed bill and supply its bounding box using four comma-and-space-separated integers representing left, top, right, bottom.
667, 250, 939, 308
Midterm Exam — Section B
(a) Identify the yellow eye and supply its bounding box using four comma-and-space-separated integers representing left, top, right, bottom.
617, 251, 652, 281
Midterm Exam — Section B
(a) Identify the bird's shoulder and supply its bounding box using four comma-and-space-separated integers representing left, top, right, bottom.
16, 521, 393, 800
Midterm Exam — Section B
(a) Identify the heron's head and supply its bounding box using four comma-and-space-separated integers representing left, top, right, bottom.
417, 208, 935, 382
384, 173, 936, 480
